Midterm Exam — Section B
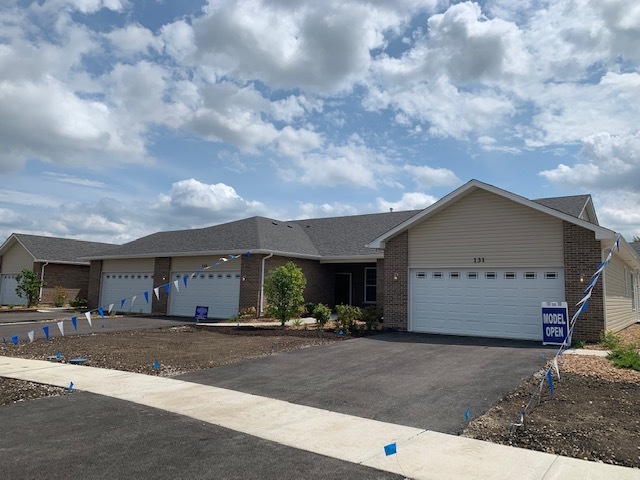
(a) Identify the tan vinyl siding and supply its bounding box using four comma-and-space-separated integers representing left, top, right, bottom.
1, 243, 34, 274
171, 256, 241, 273
604, 254, 638, 332
408, 189, 564, 267
102, 258, 154, 273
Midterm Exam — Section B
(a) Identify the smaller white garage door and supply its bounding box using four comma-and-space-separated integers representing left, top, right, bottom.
100, 273, 153, 314
410, 268, 565, 340
169, 271, 240, 319
0, 274, 27, 306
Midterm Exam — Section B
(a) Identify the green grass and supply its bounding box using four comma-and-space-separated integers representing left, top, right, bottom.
607, 345, 640, 371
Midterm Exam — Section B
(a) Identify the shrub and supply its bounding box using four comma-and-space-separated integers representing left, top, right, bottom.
361, 305, 383, 330
264, 261, 307, 327
70, 298, 88, 309
607, 344, 640, 371
53, 286, 67, 307
302, 302, 317, 317
600, 330, 622, 350
312, 303, 331, 329
239, 306, 257, 319
335, 304, 361, 334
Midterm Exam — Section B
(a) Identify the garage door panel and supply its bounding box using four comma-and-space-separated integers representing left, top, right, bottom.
0, 275, 27, 306
100, 273, 153, 314
410, 268, 564, 340
169, 271, 240, 319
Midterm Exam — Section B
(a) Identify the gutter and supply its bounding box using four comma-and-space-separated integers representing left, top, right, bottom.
39, 262, 49, 302
259, 252, 274, 316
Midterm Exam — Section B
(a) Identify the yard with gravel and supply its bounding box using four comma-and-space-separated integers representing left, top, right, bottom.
1, 323, 639, 469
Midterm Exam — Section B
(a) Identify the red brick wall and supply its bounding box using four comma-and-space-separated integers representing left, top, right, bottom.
382, 232, 408, 329
563, 222, 605, 342
87, 260, 103, 310
36, 263, 91, 303
152, 257, 171, 315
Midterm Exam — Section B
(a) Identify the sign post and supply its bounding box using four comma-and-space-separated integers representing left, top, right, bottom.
541, 302, 569, 345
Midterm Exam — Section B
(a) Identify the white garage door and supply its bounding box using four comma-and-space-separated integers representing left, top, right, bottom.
169, 271, 240, 319
0, 274, 27, 306
410, 268, 565, 340
100, 273, 153, 314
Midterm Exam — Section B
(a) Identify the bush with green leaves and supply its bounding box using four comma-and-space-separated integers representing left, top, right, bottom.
361, 305, 383, 330
600, 330, 622, 350
15, 269, 44, 307
312, 303, 331, 329
70, 298, 88, 309
239, 306, 257, 319
264, 261, 307, 326
53, 286, 67, 307
607, 344, 640, 371
335, 304, 361, 334
302, 302, 317, 317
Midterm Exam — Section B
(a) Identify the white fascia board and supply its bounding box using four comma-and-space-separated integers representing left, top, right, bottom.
319, 255, 382, 264
603, 237, 640, 268
32, 260, 90, 266
368, 179, 616, 248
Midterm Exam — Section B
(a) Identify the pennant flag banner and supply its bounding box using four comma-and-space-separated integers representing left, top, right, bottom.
57, 321, 65, 336
131, 295, 137, 306
553, 357, 560, 380
28, 331, 34, 343
98, 307, 105, 318
163, 284, 170, 295
85, 312, 92, 327
183, 275, 188, 287
173, 280, 180, 292
12, 335, 18, 345
108, 303, 114, 313
153, 287, 160, 300
220, 257, 228, 262
384, 443, 397, 456
121, 299, 126, 309
43, 326, 50, 340
71, 317, 78, 331
465, 407, 470, 422
144, 291, 149, 304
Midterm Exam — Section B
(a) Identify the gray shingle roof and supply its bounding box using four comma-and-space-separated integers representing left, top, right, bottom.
91, 210, 421, 259
532, 195, 591, 219
14, 234, 116, 264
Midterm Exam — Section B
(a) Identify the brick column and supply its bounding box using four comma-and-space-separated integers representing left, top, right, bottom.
152, 257, 171, 315
563, 222, 605, 343
239, 254, 265, 315
87, 260, 103, 309
383, 232, 408, 330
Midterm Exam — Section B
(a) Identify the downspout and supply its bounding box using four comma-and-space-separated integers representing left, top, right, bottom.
259, 252, 274, 316
39, 262, 49, 303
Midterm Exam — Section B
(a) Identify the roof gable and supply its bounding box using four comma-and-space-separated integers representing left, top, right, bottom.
368, 180, 616, 248
0, 234, 116, 265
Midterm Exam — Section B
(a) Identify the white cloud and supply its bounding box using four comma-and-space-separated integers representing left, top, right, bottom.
42, 172, 108, 189
375, 192, 437, 212
0, 207, 20, 226
296, 201, 358, 219
594, 190, 640, 240
403, 164, 460, 188
105, 24, 161, 56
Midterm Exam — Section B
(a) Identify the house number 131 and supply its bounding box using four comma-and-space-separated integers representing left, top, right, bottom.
473, 257, 485, 263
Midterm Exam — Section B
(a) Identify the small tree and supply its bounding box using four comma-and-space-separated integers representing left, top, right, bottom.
264, 261, 307, 326
15, 269, 45, 307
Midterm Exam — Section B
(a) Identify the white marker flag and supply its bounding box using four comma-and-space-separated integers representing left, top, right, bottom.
85, 311, 92, 327
28, 331, 34, 343
57, 321, 65, 336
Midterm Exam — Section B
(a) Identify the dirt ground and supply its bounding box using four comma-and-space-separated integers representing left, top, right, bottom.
465, 324, 640, 469
2, 323, 640, 469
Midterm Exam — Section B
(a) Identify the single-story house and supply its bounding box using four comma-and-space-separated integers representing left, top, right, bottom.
0, 234, 116, 305
83, 180, 640, 342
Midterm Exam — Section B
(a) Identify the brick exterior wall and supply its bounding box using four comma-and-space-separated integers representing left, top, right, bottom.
87, 260, 103, 310
152, 257, 171, 315
563, 222, 605, 342
239, 254, 333, 316
382, 232, 408, 330
35, 263, 90, 303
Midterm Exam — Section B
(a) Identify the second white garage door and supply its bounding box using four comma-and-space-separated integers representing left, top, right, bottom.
410, 268, 565, 340
169, 271, 240, 319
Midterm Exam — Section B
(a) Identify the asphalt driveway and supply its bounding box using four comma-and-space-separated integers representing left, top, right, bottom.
180, 332, 554, 434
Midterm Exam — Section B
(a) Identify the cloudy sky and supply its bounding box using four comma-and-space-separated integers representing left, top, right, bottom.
1, 0, 639, 245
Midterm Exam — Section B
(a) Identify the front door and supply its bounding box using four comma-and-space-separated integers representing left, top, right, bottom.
335, 273, 352, 306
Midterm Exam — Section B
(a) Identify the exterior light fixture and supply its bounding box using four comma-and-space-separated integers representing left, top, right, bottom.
393, 273, 399, 281
242, 276, 246, 282
579, 273, 584, 283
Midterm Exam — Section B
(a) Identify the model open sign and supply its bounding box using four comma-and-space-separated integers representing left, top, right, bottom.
542, 302, 569, 345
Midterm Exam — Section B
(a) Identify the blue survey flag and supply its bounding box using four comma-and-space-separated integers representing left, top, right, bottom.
384, 443, 397, 456
153, 360, 160, 370
68, 382, 74, 392
11, 335, 18, 346
2, 337, 6, 347
465, 407, 470, 421
547, 370, 554, 397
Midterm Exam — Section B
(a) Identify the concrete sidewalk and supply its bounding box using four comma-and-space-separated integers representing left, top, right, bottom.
0, 357, 637, 480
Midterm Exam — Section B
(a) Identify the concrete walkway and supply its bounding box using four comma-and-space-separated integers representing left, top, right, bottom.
0, 357, 637, 480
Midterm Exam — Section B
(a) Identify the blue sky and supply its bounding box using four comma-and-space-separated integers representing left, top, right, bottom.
1, 0, 640, 244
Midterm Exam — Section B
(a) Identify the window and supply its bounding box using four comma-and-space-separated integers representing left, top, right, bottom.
416, 272, 426, 279
433, 272, 443, 279
545, 272, 557, 279
524, 272, 537, 279
467, 272, 478, 279
485, 272, 496, 279
449, 272, 460, 279
504, 272, 516, 280
364, 267, 377, 303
